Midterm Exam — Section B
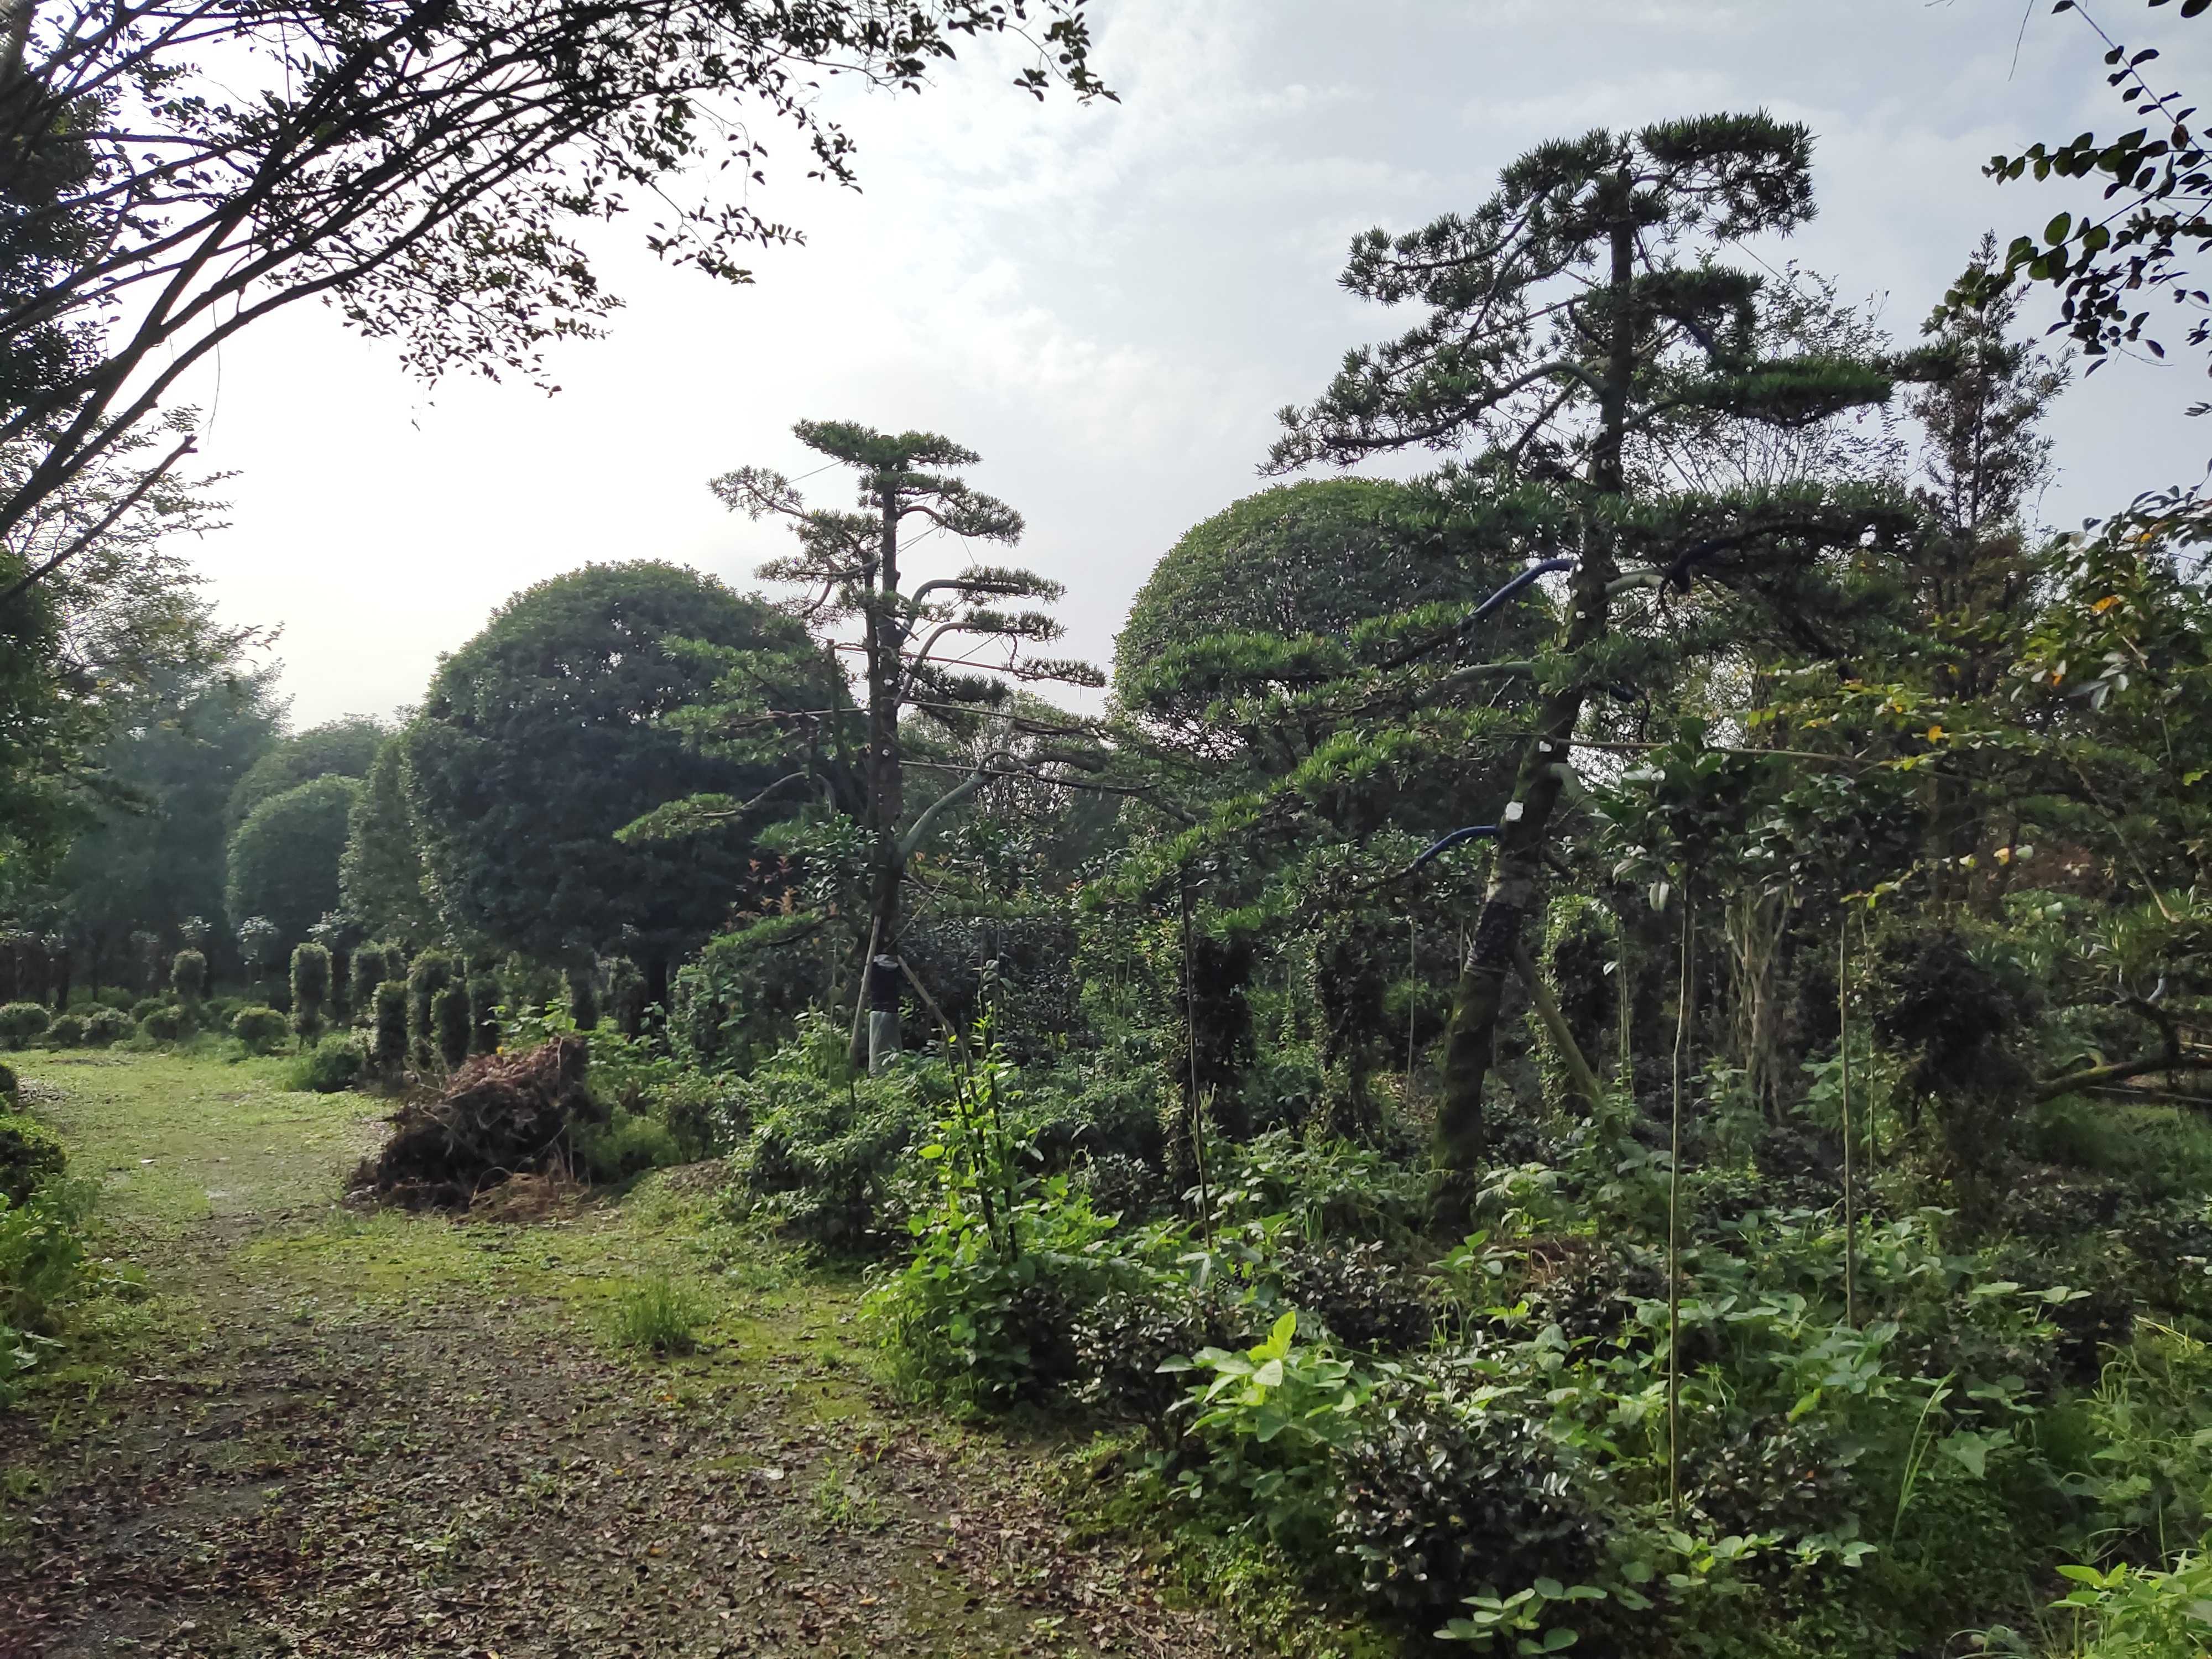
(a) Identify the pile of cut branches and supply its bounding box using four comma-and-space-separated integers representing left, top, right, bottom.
352, 1038, 600, 1208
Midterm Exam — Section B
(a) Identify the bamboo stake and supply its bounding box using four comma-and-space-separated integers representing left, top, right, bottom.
1181, 877, 1211, 1244
1668, 880, 1692, 1521
1407, 916, 1418, 1081
1840, 922, 1857, 1328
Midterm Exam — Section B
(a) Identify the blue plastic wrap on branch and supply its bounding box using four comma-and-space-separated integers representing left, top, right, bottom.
1411, 824, 1500, 872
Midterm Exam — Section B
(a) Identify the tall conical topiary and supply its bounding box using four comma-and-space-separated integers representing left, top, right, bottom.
290, 942, 332, 1044
406, 948, 456, 1065
432, 983, 471, 1071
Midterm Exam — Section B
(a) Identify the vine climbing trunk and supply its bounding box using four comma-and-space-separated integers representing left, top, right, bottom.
1436, 191, 1635, 1183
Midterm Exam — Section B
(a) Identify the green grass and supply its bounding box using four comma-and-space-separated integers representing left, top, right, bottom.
607, 1272, 713, 1353
14, 1047, 382, 1245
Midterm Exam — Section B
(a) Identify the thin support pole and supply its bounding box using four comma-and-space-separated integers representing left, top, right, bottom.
1407, 917, 1418, 1081
1668, 881, 1693, 1521
1840, 922, 1857, 1328
1181, 878, 1211, 1244
1618, 913, 1632, 1087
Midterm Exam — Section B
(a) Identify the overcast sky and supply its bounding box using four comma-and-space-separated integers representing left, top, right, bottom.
179, 0, 2212, 730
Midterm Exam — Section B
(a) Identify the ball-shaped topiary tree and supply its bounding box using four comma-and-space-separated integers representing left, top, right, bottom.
225, 777, 361, 956
400, 562, 819, 1001
226, 716, 385, 832
1114, 478, 1545, 763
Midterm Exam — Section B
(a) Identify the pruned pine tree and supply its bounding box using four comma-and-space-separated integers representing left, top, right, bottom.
708, 420, 1104, 1067
1270, 115, 1930, 1179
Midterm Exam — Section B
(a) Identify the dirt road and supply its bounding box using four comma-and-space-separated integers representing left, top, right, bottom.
0, 1053, 1225, 1658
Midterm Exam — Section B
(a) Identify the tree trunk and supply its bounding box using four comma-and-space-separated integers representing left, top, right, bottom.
853, 474, 906, 1071
1436, 196, 1635, 1181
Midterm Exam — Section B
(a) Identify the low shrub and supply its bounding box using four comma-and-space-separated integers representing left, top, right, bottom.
649, 1073, 745, 1162
286, 1033, 367, 1094
865, 1176, 1122, 1407
1333, 1392, 1606, 1624
1268, 1240, 1438, 1353
138, 1002, 187, 1042
81, 1007, 129, 1048
0, 1002, 51, 1050
607, 1274, 712, 1354
0, 1112, 66, 1205
128, 997, 164, 1021
0, 1176, 96, 1401
0, 1060, 14, 1096
577, 1107, 683, 1183
231, 1004, 289, 1053
43, 1013, 87, 1048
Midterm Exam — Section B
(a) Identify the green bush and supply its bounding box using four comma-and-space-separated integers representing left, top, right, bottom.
865, 1173, 1121, 1407
432, 983, 471, 1070
0, 1002, 50, 1050
0, 1176, 95, 1401
129, 996, 164, 1021
577, 1107, 682, 1183
230, 1004, 289, 1054
371, 979, 408, 1076
0, 1060, 14, 1096
290, 941, 332, 1042
43, 1013, 87, 1048
0, 1112, 65, 1205
81, 1007, 129, 1047
170, 948, 206, 1005
568, 965, 600, 1031
2055, 1541, 2212, 1658
468, 972, 503, 1055
407, 948, 457, 1061
137, 1003, 187, 1042
285, 1033, 366, 1094
649, 1073, 745, 1161
347, 943, 387, 1018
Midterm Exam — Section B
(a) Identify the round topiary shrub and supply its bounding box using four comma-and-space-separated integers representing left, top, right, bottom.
288, 1033, 366, 1094
137, 1003, 186, 1042
231, 1005, 289, 1055
130, 997, 164, 1021
0, 1002, 51, 1050
82, 1007, 129, 1048
0, 1060, 16, 1095
0, 1110, 65, 1204
44, 1013, 88, 1048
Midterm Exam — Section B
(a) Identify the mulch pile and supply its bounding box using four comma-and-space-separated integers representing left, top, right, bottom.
350, 1036, 601, 1208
